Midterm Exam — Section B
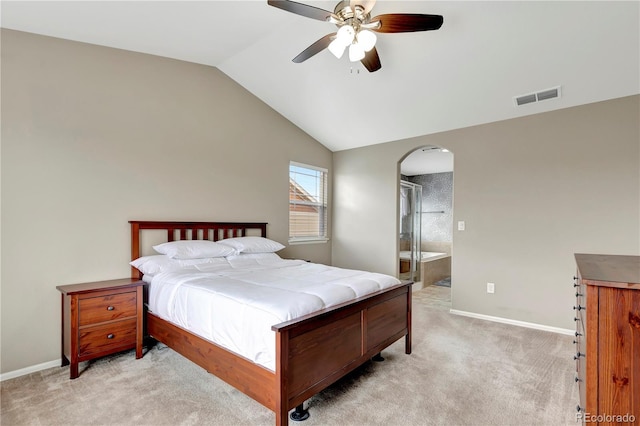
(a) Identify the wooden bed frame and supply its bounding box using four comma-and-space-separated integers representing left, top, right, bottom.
130, 220, 412, 426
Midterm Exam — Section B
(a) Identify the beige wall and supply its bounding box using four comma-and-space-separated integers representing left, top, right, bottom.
333, 95, 640, 330
0, 29, 332, 373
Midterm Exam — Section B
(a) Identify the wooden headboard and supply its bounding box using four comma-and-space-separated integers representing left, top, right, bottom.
129, 221, 268, 279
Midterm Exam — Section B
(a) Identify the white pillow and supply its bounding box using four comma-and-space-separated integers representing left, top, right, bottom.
217, 236, 285, 253
129, 255, 222, 275
153, 240, 237, 259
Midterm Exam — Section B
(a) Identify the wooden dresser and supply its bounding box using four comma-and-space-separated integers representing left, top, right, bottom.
57, 278, 145, 379
574, 254, 639, 424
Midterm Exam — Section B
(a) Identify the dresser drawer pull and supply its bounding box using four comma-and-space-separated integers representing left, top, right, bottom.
574, 376, 582, 383
573, 352, 584, 360
575, 331, 582, 337
576, 405, 582, 412
574, 317, 579, 322
107, 306, 115, 311
575, 292, 583, 297
573, 305, 585, 311
573, 340, 578, 345
107, 334, 114, 339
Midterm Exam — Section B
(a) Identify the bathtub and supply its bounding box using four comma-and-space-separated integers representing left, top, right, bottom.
399, 251, 448, 262
399, 251, 451, 289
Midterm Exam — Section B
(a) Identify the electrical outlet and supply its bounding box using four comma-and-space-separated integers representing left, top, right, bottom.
457, 221, 465, 231
487, 282, 495, 294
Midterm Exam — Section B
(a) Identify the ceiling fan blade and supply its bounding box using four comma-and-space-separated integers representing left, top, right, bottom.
268, 0, 334, 22
351, 0, 376, 14
361, 46, 381, 72
371, 14, 444, 33
292, 33, 336, 63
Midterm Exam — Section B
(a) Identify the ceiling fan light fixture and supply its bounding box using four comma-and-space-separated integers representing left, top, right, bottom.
349, 42, 366, 61
357, 29, 376, 52
329, 25, 356, 58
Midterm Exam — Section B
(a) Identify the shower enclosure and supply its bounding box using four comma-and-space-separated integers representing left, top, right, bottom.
399, 181, 422, 283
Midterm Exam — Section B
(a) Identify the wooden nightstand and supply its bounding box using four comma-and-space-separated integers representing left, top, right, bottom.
57, 278, 145, 379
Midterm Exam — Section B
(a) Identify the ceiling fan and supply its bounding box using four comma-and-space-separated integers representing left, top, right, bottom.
267, 0, 444, 72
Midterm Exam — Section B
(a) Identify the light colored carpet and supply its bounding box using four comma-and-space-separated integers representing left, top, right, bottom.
1, 289, 578, 426
413, 285, 451, 311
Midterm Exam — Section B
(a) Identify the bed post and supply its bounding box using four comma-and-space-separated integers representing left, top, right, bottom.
130, 222, 141, 279
275, 329, 289, 426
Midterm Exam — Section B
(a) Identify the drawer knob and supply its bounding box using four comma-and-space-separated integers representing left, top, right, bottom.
576, 405, 582, 412
107, 334, 114, 339
573, 305, 585, 311
575, 331, 582, 337
573, 340, 578, 345
575, 292, 583, 297
574, 317, 579, 322
574, 376, 582, 383
573, 352, 584, 360
107, 306, 115, 311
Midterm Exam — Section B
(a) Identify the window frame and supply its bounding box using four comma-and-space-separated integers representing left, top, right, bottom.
288, 161, 329, 244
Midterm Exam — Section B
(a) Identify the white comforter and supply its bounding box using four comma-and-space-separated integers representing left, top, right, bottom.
148, 253, 401, 371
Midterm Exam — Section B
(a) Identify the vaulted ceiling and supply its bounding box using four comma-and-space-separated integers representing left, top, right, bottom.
2, 1, 639, 155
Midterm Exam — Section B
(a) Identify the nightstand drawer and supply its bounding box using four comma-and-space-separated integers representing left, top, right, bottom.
79, 319, 137, 357
79, 292, 137, 326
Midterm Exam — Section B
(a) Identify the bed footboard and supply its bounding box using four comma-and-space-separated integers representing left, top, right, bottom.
273, 282, 412, 425
146, 282, 411, 426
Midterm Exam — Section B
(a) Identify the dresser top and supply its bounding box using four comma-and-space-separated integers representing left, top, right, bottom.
575, 253, 640, 287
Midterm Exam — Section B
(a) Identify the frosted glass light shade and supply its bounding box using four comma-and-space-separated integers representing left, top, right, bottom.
336, 25, 355, 45
349, 42, 365, 61
357, 29, 377, 52
328, 39, 347, 58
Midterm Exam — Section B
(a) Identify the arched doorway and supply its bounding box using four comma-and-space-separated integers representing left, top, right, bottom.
399, 145, 453, 309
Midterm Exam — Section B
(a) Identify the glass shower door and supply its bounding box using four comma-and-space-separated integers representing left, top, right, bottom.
399, 181, 422, 283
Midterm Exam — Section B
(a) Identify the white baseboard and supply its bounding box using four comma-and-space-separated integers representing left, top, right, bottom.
449, 309, 574, 336
0, 359, 60, 382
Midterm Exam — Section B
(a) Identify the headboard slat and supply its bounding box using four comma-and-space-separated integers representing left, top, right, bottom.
130, 221, 268, 279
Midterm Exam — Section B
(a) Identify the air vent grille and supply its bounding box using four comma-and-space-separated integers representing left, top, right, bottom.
514, 86, 561, 106
516, 94, 537, 106
536, 88, 559, 101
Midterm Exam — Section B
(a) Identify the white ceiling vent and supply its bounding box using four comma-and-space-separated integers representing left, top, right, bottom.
514, 86, 562, 106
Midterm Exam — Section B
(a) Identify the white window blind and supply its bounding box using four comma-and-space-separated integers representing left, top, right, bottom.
289, 162, 328, 243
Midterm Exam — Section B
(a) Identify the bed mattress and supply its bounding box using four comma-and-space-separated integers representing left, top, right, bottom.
148, 253, 401, 371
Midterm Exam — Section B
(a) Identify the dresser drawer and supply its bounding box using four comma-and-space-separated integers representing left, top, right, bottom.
79, 292, 137, 326
78, 319, 137, 357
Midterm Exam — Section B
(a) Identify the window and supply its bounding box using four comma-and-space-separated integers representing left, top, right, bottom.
289, 162, 328, 243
